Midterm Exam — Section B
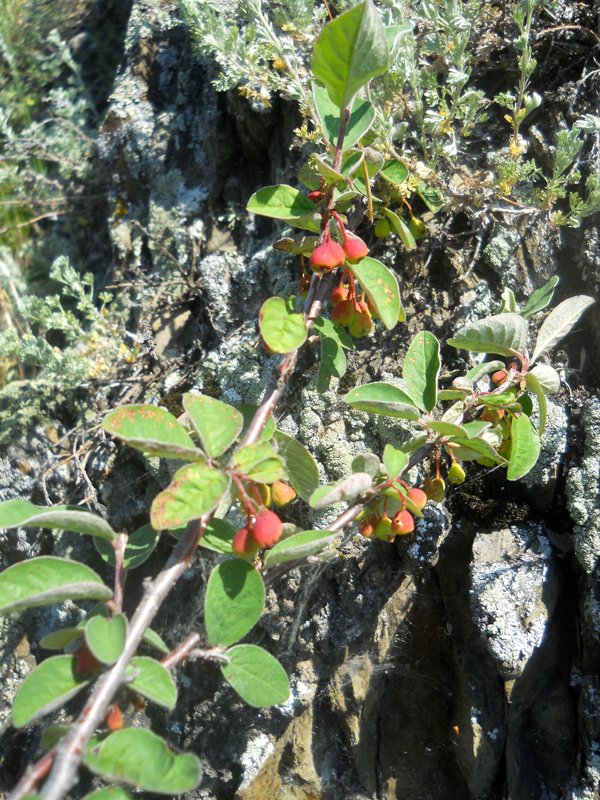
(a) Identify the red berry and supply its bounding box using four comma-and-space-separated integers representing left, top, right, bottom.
407, 487, 427, 511
343, 234, 369, 262
391, 509, 415, 536
252, 510, 283, 548
74, 644, 101, 677
347, 301, 373, 338
232, 527, 259, 556
330, 285, 350, 306
307, 190, 323, 203
106, 704, 124, 731
309, 240, 346, 271
492, 370, 508, 386
331, 299, 356, 327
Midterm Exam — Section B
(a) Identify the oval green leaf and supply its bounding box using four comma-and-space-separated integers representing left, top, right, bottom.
0, 500, 115, 542
381, 160, 409, 186
447, 313, 528, 357
313, 82, 376, 149
273, 431, 319, 501
142, 627, 169, 655
507, 413, 541, 480
264, 530, 338, 567
382, 444, 408, 477
403, 331, 440, 412
150, 463, 230, 530
312, 0, 389, 111
521, 275, 559, 319
103, 405, 202, 460
199, 518, 236, 554
347, 256, 402, 330
259, 296, 308, 354
204, 560, 265, 647
83, 789, 132, 800
383, 207, 417, 251
95, 524, 159, 571
0, 557, 111, 615
40, 627, 83, 651
183, 392, 243, 458
345, 382, 419, 419
84, 729, 202, 794
12, 655, 90, 728
233, 441, 285, 484
84, 613, 127, 666
309, 472, 372, 510
221, 644, 290, 708
246, 185, 320, 232
126, 656, 177, 710
531, 295, 595, 362
427, 421, 467, 438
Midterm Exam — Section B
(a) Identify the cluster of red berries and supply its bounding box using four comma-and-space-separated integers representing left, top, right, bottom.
330, 281, 373, 337
308, 206, 369, 272
357, 485, 427, 543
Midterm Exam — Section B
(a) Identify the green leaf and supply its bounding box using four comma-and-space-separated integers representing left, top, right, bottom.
403, 331, 440, 412
347, 256, 403, 330
264, 530, 338, 567
204, 560, 265, 647
0, 500, 115, 542
312, 155, 346, 184
233, 441, 285, 484
95, 524, 159, 571
199, 518, 236, 554
461, 421, 492, 438
84, 614, 127, 666
531, 295, 595, 362
507, 413, 541, 480
83, 788, 132, 800
150, 464, 230, 530
273, 431, 319, 502
524, 372, 548, 435
528, 364, 561, 395
126, 656, 177, 709
84, 729, 202, 794
478, 392, 521, 411
521, 276, 559, 319
12, 656, 90, 728
382, 444, 408, 477
312, 0, 389, 111
103, 405, 202, 461
0, 557, 111, 615
380, 160, 409, 186
313, 82, 375, 149
142, 627, 169, 655
383, 207, 417, 251
41, 725, 70, 750
183, 392, 243, 458
351, 452, 380, 478
221, 644, 290, 708
314, 316, 353, 392
446, 436, 505, 463
309, 472, 372, 510
246, 185, 320, 232
499, 287, 519, 313
417, 183, 445, 213
427, 421, 467, 438
259, 296, 308, 354
40, 627, 82, 650
345, 382, 420, 419
438, 389, 470, 401
447, 313, 528, 357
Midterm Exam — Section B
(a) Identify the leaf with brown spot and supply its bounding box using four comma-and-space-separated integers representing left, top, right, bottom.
103, 405, 203, 460
347, 256, 403, 329
150, 464, 230, 530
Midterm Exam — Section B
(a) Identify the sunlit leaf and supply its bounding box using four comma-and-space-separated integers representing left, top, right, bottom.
313, 82, 376, 149
345, 382, 419, 419
0, 557, 111, 615
531, 295, 594, 362
84, 729, 202, 794
347, 256, 402, 330
521, 276, 559, 319
447, 313, 528, 357
402, 331, 440, 411
0, 500, 115, 542
183, 393, 243, 458
84, 614, 127, 666
382, 444, 408, 477
150, 464, 230, 530
126, 657, 177, 709
507, 413, 541, 480
264, 530, 338, 566
221, 644, 290, 708
103, 405, 202, 460
233, 441, 285, 484
204, 560, 265, 647
12, 656, 89, 728
246, 185, 320, 232
273, 431, 319, 502
259, 296, 308, 354
309, 472, 372, 509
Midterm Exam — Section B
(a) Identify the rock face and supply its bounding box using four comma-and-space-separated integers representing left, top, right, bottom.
2, 1, 600, 799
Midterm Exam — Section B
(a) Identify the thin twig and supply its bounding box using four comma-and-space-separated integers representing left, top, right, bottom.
6, 748, 56, 800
